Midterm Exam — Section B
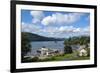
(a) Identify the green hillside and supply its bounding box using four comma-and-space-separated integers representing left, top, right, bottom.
21, 32, 65, 41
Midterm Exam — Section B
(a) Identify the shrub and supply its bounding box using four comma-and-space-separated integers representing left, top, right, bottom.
64, 45, 73, 54
32, 57, 39, 62
85, 48, 90, 56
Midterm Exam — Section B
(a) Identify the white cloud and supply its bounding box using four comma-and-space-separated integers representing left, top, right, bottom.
30, 11, 44, 19
22, 22, 89, 38
58, 26, 90, 38
43, 26, 89, 37
30, 11, 44, 24
73, 28, 81, 32
41, 16, 56, 26
59, 26, 74, 33
41, 13, 84, 26
83, 26, 90, 32
59, 26, 89, 33
43, 27, 59, 35
22, 10, 89, 38
21, 22, 42, 33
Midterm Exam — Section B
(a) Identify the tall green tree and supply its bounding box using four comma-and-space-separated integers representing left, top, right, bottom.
64, 45, 73, 54
21, 32, 31, 61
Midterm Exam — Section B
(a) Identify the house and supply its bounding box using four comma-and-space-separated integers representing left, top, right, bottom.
36, 47, 60, 57
71, 45, 88, 57
78, 45, 88, 57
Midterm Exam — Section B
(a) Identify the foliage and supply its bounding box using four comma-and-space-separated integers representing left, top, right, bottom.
21, 32, 31, 61
22, 57, 39, 62
64, 36, 90, 55
22, 32, 65, 41
85, 48, 90, 56
32, 57, 39, 62
64, 45, 73, 54
64, 36, 90, 45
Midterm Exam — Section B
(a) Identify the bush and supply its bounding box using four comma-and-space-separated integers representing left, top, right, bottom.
64, 45, 73, 54
85, 48, 90, 56
32, 57, 39, 62
22, 57, 39, 62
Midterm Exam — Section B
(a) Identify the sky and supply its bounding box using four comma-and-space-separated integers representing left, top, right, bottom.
21, 10, 90, 38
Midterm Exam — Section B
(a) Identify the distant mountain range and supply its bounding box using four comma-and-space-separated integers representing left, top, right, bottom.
22, 32, 65, 41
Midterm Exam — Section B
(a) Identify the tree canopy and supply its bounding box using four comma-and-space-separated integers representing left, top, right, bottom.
64, 36, 90, 45
21, 32, 31, 61
64, 36, 90, 54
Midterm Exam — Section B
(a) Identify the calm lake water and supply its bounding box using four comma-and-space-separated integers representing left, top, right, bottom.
27, 41, 64, 56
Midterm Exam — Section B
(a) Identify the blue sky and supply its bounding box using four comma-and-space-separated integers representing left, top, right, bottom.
21, 10, 90, 38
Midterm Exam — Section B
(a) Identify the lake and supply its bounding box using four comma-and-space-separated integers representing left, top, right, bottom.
27, 41, 64, 56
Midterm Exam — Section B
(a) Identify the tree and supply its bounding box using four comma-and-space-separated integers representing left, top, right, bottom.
64, 45, 73, 54
64, 36, 90, 55
85, 48, 90, 56
21, 32, 31, 61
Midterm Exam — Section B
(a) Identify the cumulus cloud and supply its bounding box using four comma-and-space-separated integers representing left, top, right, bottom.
73, 28, 81, 33
30, 11, 44, 24
21, 22, 42, 33
43, 27, 59, 35
22, 22, 90, 38
58, 26, 90, 38
41, 13, 84, 26
59, 26, 89, 33
22, 10, 89, 38
59, 26, 75, 33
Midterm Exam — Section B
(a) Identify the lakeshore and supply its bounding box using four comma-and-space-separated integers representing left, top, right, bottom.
21, 35, 90, 63
23, 44, 90, 63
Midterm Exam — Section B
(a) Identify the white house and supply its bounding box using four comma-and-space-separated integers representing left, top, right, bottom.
37, 47, 60, 57
78, 45, 88, 57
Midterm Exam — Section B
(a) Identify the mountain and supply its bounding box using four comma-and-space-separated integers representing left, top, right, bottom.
21, 32, 65, 41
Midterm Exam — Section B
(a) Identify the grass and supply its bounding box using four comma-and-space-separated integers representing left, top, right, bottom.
52, 54, 74, 61
71, 56, 90, 60
38, 51, 90, 62
49, 54, 90, 61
